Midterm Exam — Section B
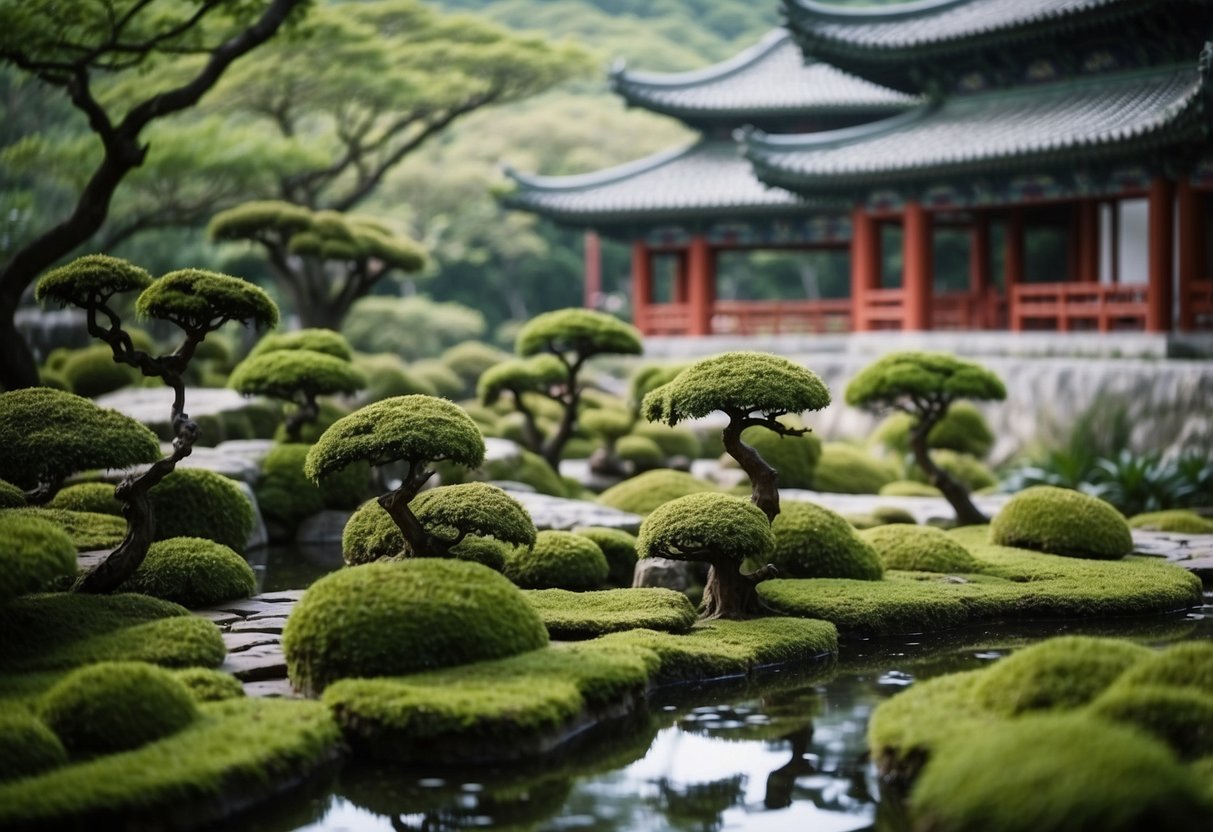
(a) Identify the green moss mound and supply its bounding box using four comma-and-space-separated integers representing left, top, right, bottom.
342, 499, 403, 564
972, 636, 1151, 717
639, 493, 774, 567
136, 268, 278, 331
0, 713, 66, 783
879, 480, 942, 498
448, 537, 510, 572
515, 308, 642, 359
441, 340, 509, 392
61, 345, 139, 398
7, 507, 127, 551
504, 530, 609, 591
860, 524, 983, 574
910, 714, 1211, 832
616, 435, 663, 472
147, 468, 253, 553
171, 668, 245, 703
522, 588, 697, 639
630, 424, 701, 460
0, 479, 25, 509
1128, 509, 1213, 534
991, 485, 1132, 559
0, 698, 338, 829
119, 537, 255, 608
35, 254, 152, 308
40, 661, 198, 756
247, 328, 353, 361
482, 448, 567, 497
768, 500, 883, 580
0, 514, 77, 604
810, 443, 897, 494
256, 442, 369, 533
1088, 685, 1213, 761
1108, 642, 1213, 696
410, 483, 537, 552
597, 469, 717, 516
228, 349, 366, 401
911, 449, 997, 491
873, 505, 917, 525
283, 559, 549, 695
574, 527, 639, 587
732, 422, 821, 489
47, 482, 122, 516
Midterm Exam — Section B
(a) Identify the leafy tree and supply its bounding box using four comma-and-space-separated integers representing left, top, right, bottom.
35, 254, 277, 592
0, 0, 308, 390
845, 351, 1007, 526
481, 308, 642, 470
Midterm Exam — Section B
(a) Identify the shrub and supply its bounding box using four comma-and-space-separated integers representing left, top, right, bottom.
873, 402, 994, 459
523, 588, 697, 639
47, 482, 123, 516
441, 340, 510, 395
283, 559, 548, 695
343, 296, 486, 361
60, 345, 139, 398
561, 437, 599, 459
910, 450, 996, 491
722, 421, 821, 489
1128, 510, 1213, 534
616, 435, 663, 472
0, 714, 67, 783
873, 505, 917, 524
482, 448, 568, 497
574, 527, 639, 587
354, 353, 437, 402
256, 443, 369, 534
148, 468, 254, 553
0, 479, 26, 509
768, 500, 883, 580
239, 401, 282, 439
990, 485, 1132, 559
247, 328, 354, 361
411, 359, 464, 399
0, 514, 78, 603
448, 536, 510, 572
118, 537, 255, 608
171, 668, 245, 703
7, 508, 127, 551
272, 398, 350, 444
503, 530, 609, 590
39, 661, 198, 755
1089, 684, 1213, 761
811, 443, 897, 494
597, 469, 717, 515
631, 424, 701, 460
860, 525, 983, 574
879, 480, 942, 498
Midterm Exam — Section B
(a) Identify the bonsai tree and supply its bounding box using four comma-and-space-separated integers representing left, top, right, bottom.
581, 406, 635, 477
228, 329, 366, 441
34, 255, 278, 592
208, 201, 426, 330
845, 351, 1006, 526
304, 395, 536, 559
480, 308, 642, 471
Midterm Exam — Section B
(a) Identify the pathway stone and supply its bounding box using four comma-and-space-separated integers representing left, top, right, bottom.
505, 489, 643, 533
193, 591, 301, 695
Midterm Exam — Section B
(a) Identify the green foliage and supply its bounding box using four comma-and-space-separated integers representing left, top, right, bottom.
860, 525, 984, 573
0, 514, 76, 605
597, 469, 716, 516
642, 352, 830, 426
412, 483, 537, 551
1089, 685, 1213, 761
1108, 642, 1213, 696
148, 468, 254, 554
574, 526, 639, 587
481, 448, 568, 497
629, 363, 686, 411
515, 308, 641, 359
879, 479, 942, 498
616, 435, 663, 472
910, 450, 996, 491
39, 662, 198, 756
448, 537, 510, 572
441, 341, 510, 394
503, 530, 609, 590
845, 351, 1006, 409
272, 398, 350, 445
768, 501, 883, 580
638, 493, 773, 566
1128, 510, 1213, 534
35, 254, 153, 307
60, 345, 139, 398
306, 395, 485, 480
283, 559, 549, 695
630, 423, 701, 460
477, 354, 565, 405
580, 407, 634, 441
522, 588, 696, 639
228, 349, 366, 400
872, 401, 995, 458
47, 483, 122, 516
343, 296, 486, 361
256, 443, 369, 534
354, 353, 438, 401
410, 359, 464, 399
7, 508, 127, 551
0, 713, 66, 783
171, 668, 245, 704
811, 443, 898, 494
136, 269, 278, 332
249, 327, 353, 358
991, 485, 1132, 560
343, 500, 406, 564
0, 480, 25, 509
732, 421, 821, 489
119, 538, 255, 608
0, 388, 160, 490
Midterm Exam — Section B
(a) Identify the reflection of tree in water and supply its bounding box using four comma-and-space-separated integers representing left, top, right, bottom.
655, 774, 747, 832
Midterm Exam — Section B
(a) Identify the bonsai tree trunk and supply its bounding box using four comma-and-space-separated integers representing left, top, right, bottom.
722, 418, 781, 522
284, 394, 319, 442
699, 556, 778, 620
376, 461, 460, 558
909, 420, 987, 526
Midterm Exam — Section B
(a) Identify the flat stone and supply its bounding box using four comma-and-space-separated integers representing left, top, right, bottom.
484, 437, 523, 464
633, 557, 695, 592
203, 598, 297, 617
243, 679, 300, 699
295, 510, 353, 544
77, 550, 108, 571
223, 631, 281, 652
219, 645, 287, 681
257, 590, 305, 602
506, 490, 643, 533
1180, 557, 1213, 583
196, 610, 244, 626
228, 617, 288, 634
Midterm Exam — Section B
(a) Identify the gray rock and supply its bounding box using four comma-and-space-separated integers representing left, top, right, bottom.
223, 632, 280, 652
228, 617, 289, 634
243, 679, 299, 698
506, 490, 642, 533
219, 644, 288, 681
295, 510, 353, 544
633, 557, 695, 593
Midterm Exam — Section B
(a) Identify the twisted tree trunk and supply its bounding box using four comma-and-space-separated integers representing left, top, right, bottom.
909, 420, 987, 526
699, 557, 778, 621
722, 418, 781, 522
284, 395, 319, 442
376, 462, 458, 558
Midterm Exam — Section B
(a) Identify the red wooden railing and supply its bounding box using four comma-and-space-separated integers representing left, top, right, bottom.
641, 303, 691, 335
1011, 282, 1148, 331
712, 299, 851, 335
1187, 280, 1213, 330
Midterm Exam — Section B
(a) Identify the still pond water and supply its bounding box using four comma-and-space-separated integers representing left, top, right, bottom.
238, 545, 1213, 832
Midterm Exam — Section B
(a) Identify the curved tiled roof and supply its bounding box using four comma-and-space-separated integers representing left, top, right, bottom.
610, 29, 915, 123
742, 65, 1210, 192
504, 140, 807, 226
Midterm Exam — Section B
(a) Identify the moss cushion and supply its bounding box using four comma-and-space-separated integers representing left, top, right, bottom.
810, 443, 897, 494
118, 537, 256, 608
769, 500, 883, 580
283, 559, 549, 695
860, 524, 984, 574
148, 468, 254, 553
46, 483, 123, 517
574, 526, 639, 587
1128, 510, 1213, 534
991, 485, 1132, 559
5, 508, 126, 552
0, 514, 77, 604
522, 588, 697, 639
0, 713, 67, 783
597, 469, 717, 516
1089, 685, 1213, 761
171, 668, 245, 704
504, 530, 609, 591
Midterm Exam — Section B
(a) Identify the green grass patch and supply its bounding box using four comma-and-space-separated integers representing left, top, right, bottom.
523, 588, 697, 639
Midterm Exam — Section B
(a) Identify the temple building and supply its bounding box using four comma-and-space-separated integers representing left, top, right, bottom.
506, 0, 1213, 336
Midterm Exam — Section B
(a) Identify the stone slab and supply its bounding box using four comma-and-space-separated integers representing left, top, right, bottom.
1181, 557, 1213, 583
228, 617, 288, 634
196, 610, 244, 626
243, 679, 299, 698
505, 490, 643, 533
219, 646, 288, 681
223, 631, 281, 652
296, 510, 353, 544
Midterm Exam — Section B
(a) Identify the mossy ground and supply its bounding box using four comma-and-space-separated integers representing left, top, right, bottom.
522, 588, 696, 639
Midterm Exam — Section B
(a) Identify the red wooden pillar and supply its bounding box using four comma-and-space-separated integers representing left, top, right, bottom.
969, 210, 990, 328
584, 231, 602, 309
1006, 207, 1025, 331
851, 207, 878, 332
687, 234, 714, 336
672, 251, 689, 304
1177, 179, 1203, 331
1147, 177, 1175, 333
903, 201, 932, 330
1078, 200, 1100, 283
631, 241, 652, 335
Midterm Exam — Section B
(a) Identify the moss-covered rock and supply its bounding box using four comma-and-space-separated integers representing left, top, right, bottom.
0, 713, 66, 783
5, 507, 127, 552
522, 588, 697, 639
1108, 641, 1213, 696
504, 530, 609, 591
60, 345, 139, 398
991, 485, 1132, 559
283, 559, 548, 695
1088, 684, 1213, 761
0, 479, 26, 509
481, 448, 567, 497
810, 443, 897, 494
171, 668, 245, 703
255, 442, 370, 534
630, 423, 701, 461
148, 468, 254, 553
247, 328, 353, 361
448, 536, 510, 572
860, 525, 983, 574
873, 505, 917, 525
768, 500, 883, 580
597, 469, 717, 516
341, 499, 403, 564
118, 537, 255, 608
0, 514, 77, 604
574, 527, 639, 587
39, 661, 198, 756
1128, 509, 1213, 534
638, 493, 774, 567
615, 435, 663, 472
910, 714, 1211, 832
46, 482, 123, 516
878, 479, 942, 498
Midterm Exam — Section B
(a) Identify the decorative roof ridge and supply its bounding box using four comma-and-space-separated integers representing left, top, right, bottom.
609, 29, 789, 92
503, 140, 712, 193
946, 61, 1200, 104
785, 0, 971, 23
738, 105, 934, 154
